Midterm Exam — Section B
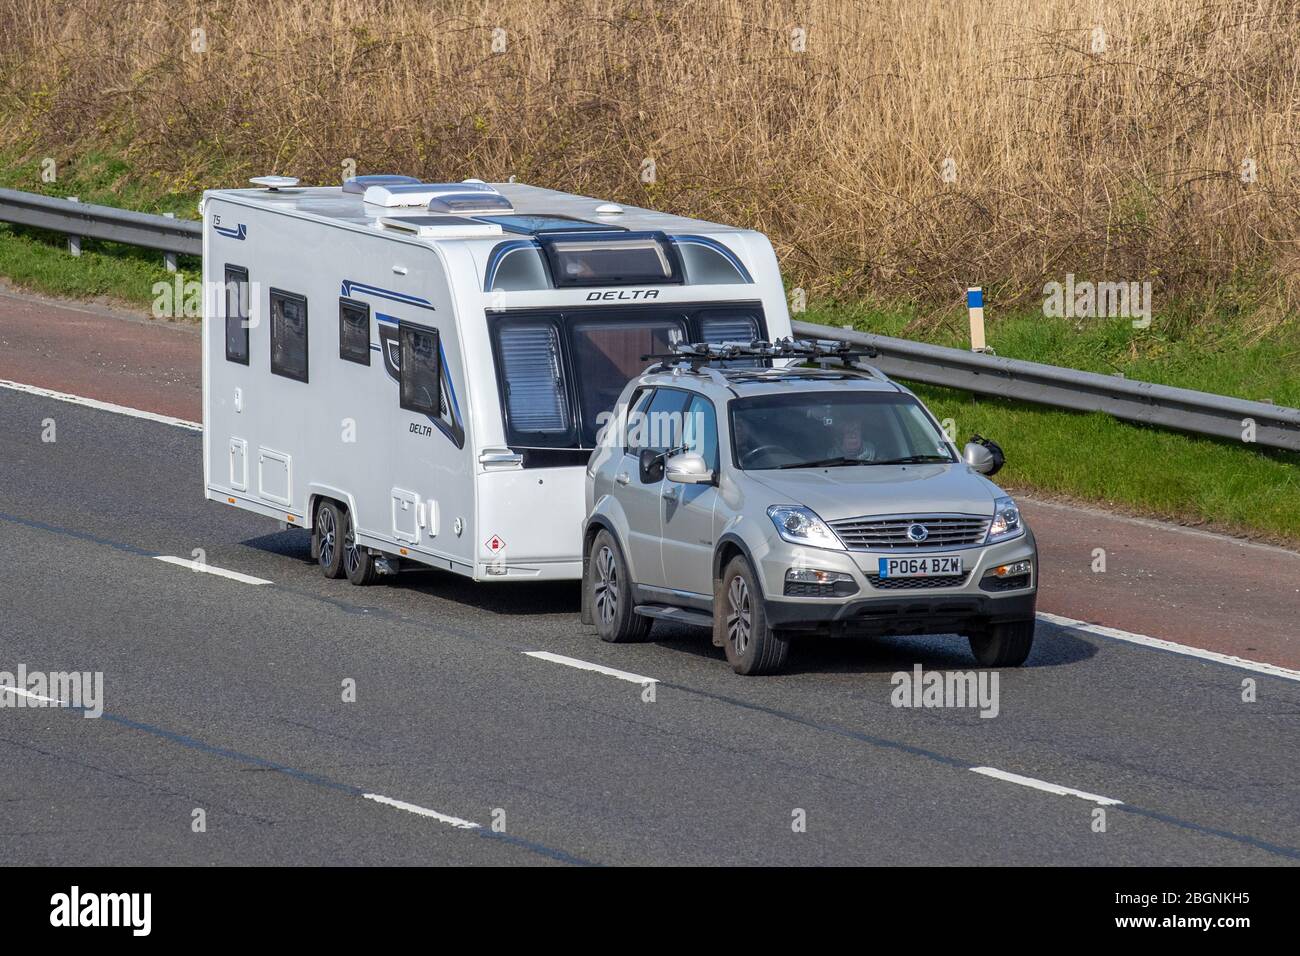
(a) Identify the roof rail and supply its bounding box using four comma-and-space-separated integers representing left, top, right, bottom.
641, 336, 882, 374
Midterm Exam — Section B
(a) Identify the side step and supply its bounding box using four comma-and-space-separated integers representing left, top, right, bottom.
633, 604, 713, 629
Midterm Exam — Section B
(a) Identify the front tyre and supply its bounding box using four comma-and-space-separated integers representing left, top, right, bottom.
589, 530, 652, 643
717, 556, 789, 675
969, 618, 1035, 667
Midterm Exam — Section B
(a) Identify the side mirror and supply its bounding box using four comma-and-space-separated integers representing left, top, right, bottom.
665, 451, 714, 485
639, 447, 665, 483
963, 435, 1005, 476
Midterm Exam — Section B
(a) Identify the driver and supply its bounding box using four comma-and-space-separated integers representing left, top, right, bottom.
827, 416, 875, 461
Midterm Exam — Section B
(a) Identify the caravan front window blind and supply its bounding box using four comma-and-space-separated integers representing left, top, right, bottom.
497, 324, 572, 440
699, 310, 761, 367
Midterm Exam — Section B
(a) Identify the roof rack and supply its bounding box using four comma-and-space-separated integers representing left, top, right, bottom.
641, 336, 881, 373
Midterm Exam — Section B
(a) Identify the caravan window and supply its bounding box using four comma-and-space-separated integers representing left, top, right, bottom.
494, 322, 573, 444
399, 324, 441, 415
699, 309, 762, 367
270, 289, 308, 383
569, 318, 686, 446
338, 298, 371, 365
224, 265, 250, 365
541, 233, 682, 287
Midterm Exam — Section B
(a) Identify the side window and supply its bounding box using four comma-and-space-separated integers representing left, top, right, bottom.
682, 395, 719, 472
494, 321, 573, 444
338, 298, 371, 365
629, 388, 691, 456
399, 324, 441, 416
270, 289, 309, 382
224, 265, 249, 365
621, 387, 655, 454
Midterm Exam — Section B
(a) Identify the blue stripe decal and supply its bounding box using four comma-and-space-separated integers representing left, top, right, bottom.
214, 223, 248, 240
340, 280, 435, 311
671, 235, 753, 283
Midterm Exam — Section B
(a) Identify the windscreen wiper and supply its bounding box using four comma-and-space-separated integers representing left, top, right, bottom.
779, 456, 867, 469
863, 455, 954, 465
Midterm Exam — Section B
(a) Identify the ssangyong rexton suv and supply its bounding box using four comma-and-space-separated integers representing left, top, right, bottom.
581, 345, 1037, 675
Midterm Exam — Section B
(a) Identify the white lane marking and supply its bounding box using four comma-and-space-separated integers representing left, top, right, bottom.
971, 767, 1124, 806
0, 685, 64, 705
154, 555, 271, 585
362, 793, 480, 829
1038, 611, 1300, 683
524, 651, 658, 685
0, 378, 201, 431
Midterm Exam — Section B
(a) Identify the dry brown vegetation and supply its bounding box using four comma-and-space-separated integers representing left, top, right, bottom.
2, 0, 1299, 315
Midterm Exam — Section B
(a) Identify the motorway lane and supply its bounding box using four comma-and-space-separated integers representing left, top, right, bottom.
3, 288, 1298, 669
1, 389, 1298, 864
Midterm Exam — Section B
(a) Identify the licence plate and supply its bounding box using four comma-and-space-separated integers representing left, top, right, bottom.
877, 555, 964, 578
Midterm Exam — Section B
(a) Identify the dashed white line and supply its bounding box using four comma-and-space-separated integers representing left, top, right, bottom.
1037, 611, 1300, 683
153, 555, 271, 585
0, 378, 202, 431
523, 651, 658, 685
970, 767, 1124, 806
362, 793, 481, 829
0, 684, 64, 705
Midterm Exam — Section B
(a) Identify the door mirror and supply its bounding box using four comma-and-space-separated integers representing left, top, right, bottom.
665, 451, 714, 485
639, 447, 665, 483
963, 436, 1005, 476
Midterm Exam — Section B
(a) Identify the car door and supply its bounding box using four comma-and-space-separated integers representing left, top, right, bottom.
619, 387, 690, 589
661, 393, 721, 597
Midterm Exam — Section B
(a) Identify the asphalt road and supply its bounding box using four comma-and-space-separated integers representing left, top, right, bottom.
1, 386, 1298, 865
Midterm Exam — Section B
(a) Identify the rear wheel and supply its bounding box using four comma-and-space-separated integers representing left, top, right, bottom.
315, 500, 347, 579
343, 511, 378, 586
589, 531, 652, 643
969, 619, 1035, 667
717, 556, 789, 675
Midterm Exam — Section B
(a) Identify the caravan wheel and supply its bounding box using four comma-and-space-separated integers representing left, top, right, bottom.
315, 500, 347, 579
343, 511, 378, 586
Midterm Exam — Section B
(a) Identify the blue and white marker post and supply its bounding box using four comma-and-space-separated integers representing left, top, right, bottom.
967, 286, 987, 352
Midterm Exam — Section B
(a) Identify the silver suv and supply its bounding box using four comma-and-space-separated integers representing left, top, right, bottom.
581, 342, 1038, 675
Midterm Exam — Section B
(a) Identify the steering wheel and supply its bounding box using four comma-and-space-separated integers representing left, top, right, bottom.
742, 444, 792, 468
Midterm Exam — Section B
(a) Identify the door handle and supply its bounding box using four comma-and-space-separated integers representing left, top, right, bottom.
615, 472, 631, 486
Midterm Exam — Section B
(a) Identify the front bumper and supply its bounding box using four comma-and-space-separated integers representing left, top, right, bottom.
756, 529, 1038, 636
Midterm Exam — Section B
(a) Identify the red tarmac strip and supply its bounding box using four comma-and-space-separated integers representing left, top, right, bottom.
1, 288, 1296, 669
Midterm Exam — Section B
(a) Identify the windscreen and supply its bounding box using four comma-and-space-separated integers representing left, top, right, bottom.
730, 391, 955, 470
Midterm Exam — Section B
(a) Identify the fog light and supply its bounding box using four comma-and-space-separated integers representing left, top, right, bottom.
786, 568, 853, 585
988, 560, 1032, 578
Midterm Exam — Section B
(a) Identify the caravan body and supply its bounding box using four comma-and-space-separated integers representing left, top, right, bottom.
201, 178, 791, 581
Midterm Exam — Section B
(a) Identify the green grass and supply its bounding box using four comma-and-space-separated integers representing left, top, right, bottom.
0, 153, 1295, 544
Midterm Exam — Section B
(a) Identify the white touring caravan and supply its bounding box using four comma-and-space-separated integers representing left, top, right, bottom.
201, 176, 792, 584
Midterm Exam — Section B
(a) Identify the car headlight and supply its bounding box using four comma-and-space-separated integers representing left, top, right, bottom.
985, 496, 1024, 543
767, 505, 845, 550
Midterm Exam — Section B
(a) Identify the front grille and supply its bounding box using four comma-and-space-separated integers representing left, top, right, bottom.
866, 572, 970, 590
784, 580, 860, 597
829, 514, 990, 550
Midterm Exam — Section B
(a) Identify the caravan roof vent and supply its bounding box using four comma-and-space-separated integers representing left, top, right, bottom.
595, 203, 624, 215
426, 192, 514, 214
342, 174, 421, 195
379, 215, 504, 239
249, 176, 300, 191
363, 181, 502, 208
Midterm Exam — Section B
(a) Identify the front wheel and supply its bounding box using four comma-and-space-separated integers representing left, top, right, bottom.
716, 556, 789, 675
969, 619, 1035, 667
588, 531, 652, 643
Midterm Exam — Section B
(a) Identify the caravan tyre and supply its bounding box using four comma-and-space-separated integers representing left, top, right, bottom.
344, 511, 378, 586
315, 500, 347, 579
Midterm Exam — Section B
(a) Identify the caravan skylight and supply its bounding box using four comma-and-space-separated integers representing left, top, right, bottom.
540, 232, 683, 287
342, 174, 422, 195
476, 214, 624, 236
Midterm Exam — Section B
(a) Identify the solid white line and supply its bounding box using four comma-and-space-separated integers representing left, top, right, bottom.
0, 378, 201, 431
1037, 611, 1300, 683
524, 651, 658, 685
971, 766, 1124, 806
153, 555, 271, 585
362, 793, 481, 829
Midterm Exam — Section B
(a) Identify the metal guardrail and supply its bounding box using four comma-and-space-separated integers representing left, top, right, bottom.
0, 188, 201, 256
794, 321, 1300, 452
0, 189, 1294, 452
